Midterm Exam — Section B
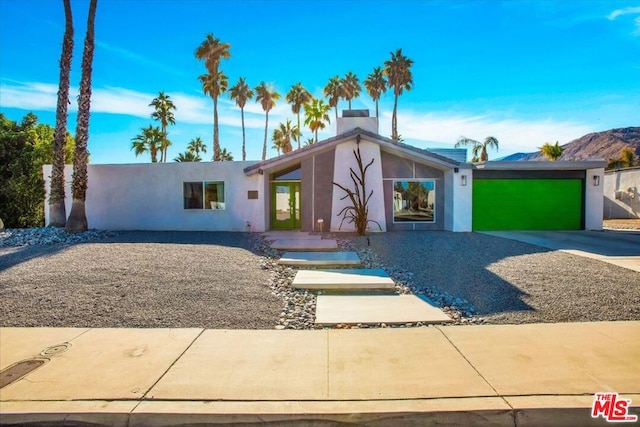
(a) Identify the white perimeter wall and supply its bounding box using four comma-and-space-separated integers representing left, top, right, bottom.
331, 139, 386, 232
444, 169, 472, 232
585, 168, 604, 230
43, 162, 266, 232
603, 168, 640, 219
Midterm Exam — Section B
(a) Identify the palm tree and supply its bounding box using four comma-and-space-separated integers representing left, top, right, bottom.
364, 67, 387, 118
304, 137, 315, 147
49, 0, 74, 227
304, 99, 331, 143
199, 70, 228, 161
273, 120, 300, 155
66, 0, 96, 233
455, 136, 499, 162
255, 82, 280, 161
187, 137, 206, 157
174, 151, 201, 162
341, 72, 361, 109
384, 48, 414, 141
219, 148, 233, 161
285, 82, 313, 149
229, 77, 253, 161
131, 125, 163, 162
149, 91, 176, 163
324, 75, 342, 123
272, 128, 284, 156
539, 141, 564, 161
195, 34, 231, 161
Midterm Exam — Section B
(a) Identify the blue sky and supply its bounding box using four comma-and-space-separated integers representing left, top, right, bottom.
0, 0, 638, 164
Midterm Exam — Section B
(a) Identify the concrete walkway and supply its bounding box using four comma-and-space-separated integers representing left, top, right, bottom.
1, 322, 638, 425
481, 230, 640, 273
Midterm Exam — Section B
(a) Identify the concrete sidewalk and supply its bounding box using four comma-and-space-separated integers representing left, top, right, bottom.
1, 322, 639, 426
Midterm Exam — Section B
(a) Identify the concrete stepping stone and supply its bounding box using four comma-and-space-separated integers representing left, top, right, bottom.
271, 239, 338, 251
278, 251, 361, 267
262, 231, 321, 241
315, 294, 453, 325
292, 269, 395, 291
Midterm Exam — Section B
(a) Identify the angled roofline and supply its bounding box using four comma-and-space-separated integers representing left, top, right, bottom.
244, 128, 462, 175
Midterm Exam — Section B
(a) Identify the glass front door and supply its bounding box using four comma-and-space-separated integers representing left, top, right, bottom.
271, 181, 301, 229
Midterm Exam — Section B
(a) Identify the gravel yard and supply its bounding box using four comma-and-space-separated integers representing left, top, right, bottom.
0, 231, 280, 329
355, 231, 640, 324
1, 229, 639, 328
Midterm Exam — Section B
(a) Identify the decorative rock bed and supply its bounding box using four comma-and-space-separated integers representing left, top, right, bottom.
251, 234, 482, 329
0, 227, 118, 247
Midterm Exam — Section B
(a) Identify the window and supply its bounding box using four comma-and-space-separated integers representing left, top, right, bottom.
392, 180, 435, 222
183, 181, 225, 210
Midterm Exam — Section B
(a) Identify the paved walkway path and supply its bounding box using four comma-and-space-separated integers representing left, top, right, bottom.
1, 322, 638, 425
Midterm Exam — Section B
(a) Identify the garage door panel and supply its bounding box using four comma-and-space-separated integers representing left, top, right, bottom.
473, 179, 583, 231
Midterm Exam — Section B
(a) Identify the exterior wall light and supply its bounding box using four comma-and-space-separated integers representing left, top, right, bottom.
593, 175, 600, 186
461, 175, 467, 186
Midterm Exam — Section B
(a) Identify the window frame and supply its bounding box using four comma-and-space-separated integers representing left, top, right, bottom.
182, 181, 226, 210
392, 179, 436, 223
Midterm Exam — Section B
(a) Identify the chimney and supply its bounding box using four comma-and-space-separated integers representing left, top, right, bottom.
337, 109, 379, 135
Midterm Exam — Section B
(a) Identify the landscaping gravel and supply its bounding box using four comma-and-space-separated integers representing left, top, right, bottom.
1, 228, 638, 329
352, 231, 640, 324
0, 230, 280, 329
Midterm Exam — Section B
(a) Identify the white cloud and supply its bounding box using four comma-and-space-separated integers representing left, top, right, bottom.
607, 6, 640, 20
382, 110, 595, 157
607, 6, 640, 35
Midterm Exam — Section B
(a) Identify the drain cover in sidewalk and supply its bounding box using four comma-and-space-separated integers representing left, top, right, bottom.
315, 294, 453, 325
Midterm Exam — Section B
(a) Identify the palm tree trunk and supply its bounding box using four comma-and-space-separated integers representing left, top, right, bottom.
241, 107, 246, 161
375, 100, 379, 119
213, 96, 220, 161
334, 107, 338, 125
296, 112, 301, 150
392, 92, 399, 141
262, 110, 269, 161
49, 0, 74, 227
161, 124, 167, 163
66, 0, 96, 233
315, 128, 318, 143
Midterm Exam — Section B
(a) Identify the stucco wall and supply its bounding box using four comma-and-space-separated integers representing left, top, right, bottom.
43, 162, 265, 231
331, 139, 386, 232
585, 168, 604, 229
603, 168, 640, 219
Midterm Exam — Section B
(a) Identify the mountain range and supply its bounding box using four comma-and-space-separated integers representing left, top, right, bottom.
498, 127, 640, 162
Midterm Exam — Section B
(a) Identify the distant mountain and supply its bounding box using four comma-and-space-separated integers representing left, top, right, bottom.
498, 127, 640, 162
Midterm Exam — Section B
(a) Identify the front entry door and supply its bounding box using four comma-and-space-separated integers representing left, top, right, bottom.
272, 182, 301, 229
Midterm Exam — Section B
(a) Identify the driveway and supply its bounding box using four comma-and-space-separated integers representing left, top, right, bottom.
480, 230, 640, 273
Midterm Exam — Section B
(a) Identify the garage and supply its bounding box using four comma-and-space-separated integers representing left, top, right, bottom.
472, 170, 585, 231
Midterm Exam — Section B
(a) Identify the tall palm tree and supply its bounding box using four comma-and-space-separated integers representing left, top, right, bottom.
384, 48, 414, 141
455, 136, 499, 162
195, 34, 231, 161
219, 148, 233, 161
49, 0, 74, 227
539, 141, 564, 161
66, 0, 96, 233
187, 136, 206, 157
364, 67, 387, 118
199, 70, 228, 161
323, 75, 342, 123
341, 72, 361, 109
304, 99, 331, 143
174, 151, 201, 162
255, 82, 280, 161
285, 82, 313, 149
149, 91, 176, 162
131, 125, 163, 162
229, 77, 253, 161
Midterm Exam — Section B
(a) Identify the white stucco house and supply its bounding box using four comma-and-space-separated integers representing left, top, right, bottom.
44, 110, 606, 232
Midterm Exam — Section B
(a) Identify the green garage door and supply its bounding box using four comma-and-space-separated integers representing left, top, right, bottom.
473, 179, 583, 230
